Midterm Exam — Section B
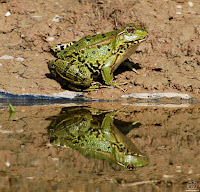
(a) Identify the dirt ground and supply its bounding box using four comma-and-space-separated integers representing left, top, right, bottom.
0, 0, 200, 100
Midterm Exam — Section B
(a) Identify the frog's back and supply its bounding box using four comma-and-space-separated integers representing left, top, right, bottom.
57, 29, 121, 58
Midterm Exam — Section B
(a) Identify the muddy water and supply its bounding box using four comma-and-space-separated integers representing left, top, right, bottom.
0, 102, 199, 192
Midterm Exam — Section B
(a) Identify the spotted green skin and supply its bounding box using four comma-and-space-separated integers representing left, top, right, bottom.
47, 107, 148, 170
48, 24, 148, 90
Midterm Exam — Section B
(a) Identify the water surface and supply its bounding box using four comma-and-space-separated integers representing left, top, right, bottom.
0, 102, 199, 191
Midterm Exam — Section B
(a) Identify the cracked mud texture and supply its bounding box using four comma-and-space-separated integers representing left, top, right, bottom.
0, 0, 200, 100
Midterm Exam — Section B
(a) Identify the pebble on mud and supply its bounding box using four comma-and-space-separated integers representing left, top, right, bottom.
188, 2, 193, 7
163, 175, 174, 179
16, 129, 24, 133
0, 55, 14, 60
52, 15, 64, 22
46, 37, 55, 42
176, 5, 182, 9
5, 161, 10, 167
16, 57, 25, 61
188, 169, 193, 174
175, 166, 182, 173
26, 177, 34, 180
5, 11, 11, 17
0, 130, 13, 134
31, 16, 42, 18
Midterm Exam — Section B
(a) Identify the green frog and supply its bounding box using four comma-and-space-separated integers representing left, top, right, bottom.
47, 107, 148, 170
48, 24, 148, 91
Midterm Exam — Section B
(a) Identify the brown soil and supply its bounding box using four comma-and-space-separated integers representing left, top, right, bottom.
0, 0, 200, 100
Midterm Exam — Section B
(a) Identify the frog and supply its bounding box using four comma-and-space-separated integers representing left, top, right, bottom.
47, 107, 148, 170
48, 23, 148, 91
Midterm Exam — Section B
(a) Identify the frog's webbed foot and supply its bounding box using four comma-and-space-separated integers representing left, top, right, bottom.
84, 82, 110, 91
107, 81, 127, 92
85, 81, 127, 92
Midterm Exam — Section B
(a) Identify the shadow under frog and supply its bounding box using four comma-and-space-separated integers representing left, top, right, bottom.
46, 107, 148, 170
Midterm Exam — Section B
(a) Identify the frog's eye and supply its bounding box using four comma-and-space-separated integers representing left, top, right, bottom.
126, 27, 135, 34
126, 163, 136, 170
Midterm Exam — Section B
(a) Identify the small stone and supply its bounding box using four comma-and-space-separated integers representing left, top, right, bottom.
0, 63, 2, 66
16, 129, 24, 133
176, 166, 182, 173
176, 11, 181, 15
188, 169, 193, 174
46, 37, 55, 42
176, 5, 182, 8
26, 177, 34, 180
16, 57, 25, 61
129, 85, 133, 89
0, 130, 13, 134
5, 161, 10, 167
52, 15, 64, 22
163, 174, 173, 178
188, 2, 193, 7
0, 55, 14, 60
52, 158, 59, 161
31, 15, 42, 18
5, 11, 11, 17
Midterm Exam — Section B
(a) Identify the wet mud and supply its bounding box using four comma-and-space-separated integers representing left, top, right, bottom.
0, 0, 200, 100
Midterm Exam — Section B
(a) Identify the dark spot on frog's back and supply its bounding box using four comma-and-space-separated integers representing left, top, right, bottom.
73, 52, 79, 56
60, 45, 65, 50
102, 34, 106, 38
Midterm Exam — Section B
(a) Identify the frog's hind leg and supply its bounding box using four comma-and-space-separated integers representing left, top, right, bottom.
48, 59, 93, 90
50, 41, 76, 54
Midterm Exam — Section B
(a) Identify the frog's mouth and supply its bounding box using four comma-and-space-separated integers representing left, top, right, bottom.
132, 35, 148, 44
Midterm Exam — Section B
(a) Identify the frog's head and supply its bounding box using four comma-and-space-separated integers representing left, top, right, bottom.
117, 152, 148, 171
117, 23, 148, 45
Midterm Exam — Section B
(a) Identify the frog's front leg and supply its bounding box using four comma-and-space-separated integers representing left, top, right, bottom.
48, 59, 93, 88
122, 61, 140, 74
101, 55, 126, 91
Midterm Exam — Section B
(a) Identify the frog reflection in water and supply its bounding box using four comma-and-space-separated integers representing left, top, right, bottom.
48, 24, 148, 91
47, 107, 148, 170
